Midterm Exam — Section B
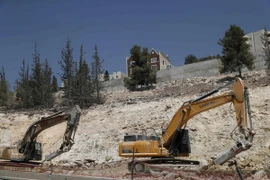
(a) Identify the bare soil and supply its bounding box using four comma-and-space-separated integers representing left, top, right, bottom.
0, 70, 270, 179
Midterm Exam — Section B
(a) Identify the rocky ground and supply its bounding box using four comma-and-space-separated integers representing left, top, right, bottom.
0, 70, 270, 179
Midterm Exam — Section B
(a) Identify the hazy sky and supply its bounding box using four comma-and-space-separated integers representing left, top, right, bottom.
1, 0, 270, 88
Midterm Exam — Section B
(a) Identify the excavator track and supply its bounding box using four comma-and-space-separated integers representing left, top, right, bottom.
0, 160, 41, 168
0, 160, 44, 173
128, 158, 200, 172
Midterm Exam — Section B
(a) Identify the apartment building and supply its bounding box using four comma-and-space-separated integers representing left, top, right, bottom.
126, 48, 171, 77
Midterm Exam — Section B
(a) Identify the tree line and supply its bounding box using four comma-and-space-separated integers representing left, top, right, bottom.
0, 38, 105, 110
1, 24, 270, 108
184, 54, 221, 65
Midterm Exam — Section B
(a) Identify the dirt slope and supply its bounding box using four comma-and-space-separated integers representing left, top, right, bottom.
0, 70, 269, 179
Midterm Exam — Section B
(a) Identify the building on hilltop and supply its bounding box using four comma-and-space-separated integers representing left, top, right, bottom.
109, 71, 127, 80
126, 48, 172, 77
100, 71, 127, 81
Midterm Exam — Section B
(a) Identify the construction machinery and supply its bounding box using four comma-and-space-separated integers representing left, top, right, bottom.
118, 77, 255, 172
0, 105, 81, 162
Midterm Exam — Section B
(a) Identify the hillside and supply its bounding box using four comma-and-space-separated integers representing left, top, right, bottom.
0, 70, 269, 179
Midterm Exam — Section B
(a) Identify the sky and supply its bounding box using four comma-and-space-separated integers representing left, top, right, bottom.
1, 0, 270, 89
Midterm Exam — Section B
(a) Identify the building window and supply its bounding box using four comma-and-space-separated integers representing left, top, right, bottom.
130, 68, 133, 75
151, 57, 157, 63
130, 61, 135, 66
151, 65, 157, 70
163, 61, 164, 65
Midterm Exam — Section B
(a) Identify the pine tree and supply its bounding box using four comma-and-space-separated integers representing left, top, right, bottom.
128, 45, 146, 87
73, 44, 94, 108
124, 45, 156, 91
51, 75, 58, 92
0, 67, 9, 106
218, 24, 255, 75
260, 27, 270, 77
15, 59, 33, 108
58, 37, 76, 105
15, 45, 54, 109
41, 59, 53, 108
30, 43, 43, 107
91, 45, 105, 104
104, 70, 110, 81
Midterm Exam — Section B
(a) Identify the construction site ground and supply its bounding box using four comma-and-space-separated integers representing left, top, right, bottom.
0, 70, 270, 179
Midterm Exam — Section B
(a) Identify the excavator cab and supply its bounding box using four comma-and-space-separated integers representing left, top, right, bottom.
20, 141, 42, 161
167, 129, 191, 156
32, 141, 42, 161
10, 141, 42, 162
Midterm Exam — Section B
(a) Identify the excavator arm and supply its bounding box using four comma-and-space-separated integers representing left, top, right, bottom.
163, 77, 254, 165
43, 105, 81, 161
0, 105, 81, 162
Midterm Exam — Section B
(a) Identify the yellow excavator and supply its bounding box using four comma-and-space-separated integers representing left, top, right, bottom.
0, 105, 81, 162
118, 76, 255, 171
